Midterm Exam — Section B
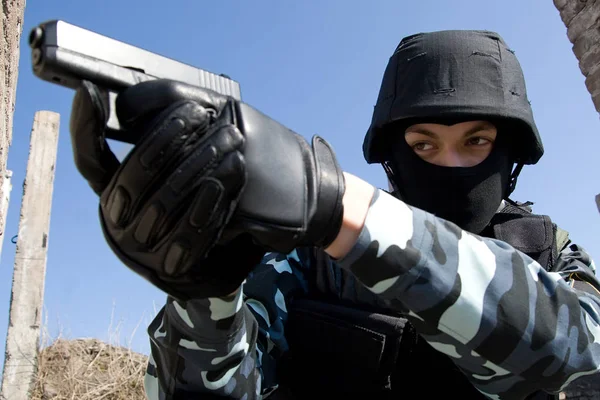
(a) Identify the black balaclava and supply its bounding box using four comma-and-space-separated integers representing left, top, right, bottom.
384, 119, 515, 234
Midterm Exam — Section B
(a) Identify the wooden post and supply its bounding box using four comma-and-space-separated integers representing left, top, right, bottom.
0, 170, 12, 263
0, 111, 59, 400
0, 0, 26, 261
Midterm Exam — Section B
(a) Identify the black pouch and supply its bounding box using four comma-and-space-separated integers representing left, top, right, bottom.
276, 298, 407, 397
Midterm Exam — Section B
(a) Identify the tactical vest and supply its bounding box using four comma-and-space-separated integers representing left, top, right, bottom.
272, 202, 569, 400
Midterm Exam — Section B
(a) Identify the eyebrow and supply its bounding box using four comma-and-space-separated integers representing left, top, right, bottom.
405, 124, 494, 138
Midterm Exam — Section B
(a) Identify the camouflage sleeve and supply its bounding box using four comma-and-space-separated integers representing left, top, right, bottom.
241, 250, 312, 396
337, 189, 600, 399
142, 251, 311, 400
143, 289, 262, 399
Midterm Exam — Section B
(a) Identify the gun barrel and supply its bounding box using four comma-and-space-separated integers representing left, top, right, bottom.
29, 20, 242, 143
29, 20, 242, 100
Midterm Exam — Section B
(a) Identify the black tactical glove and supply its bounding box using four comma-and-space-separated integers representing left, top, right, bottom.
116, 80, 346, 254
69, 80, 265, 301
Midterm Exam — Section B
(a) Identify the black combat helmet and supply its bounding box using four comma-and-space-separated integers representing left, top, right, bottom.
363, 30, 543, 166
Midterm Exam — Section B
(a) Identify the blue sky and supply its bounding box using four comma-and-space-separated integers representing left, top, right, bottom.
1, 0, 599, 366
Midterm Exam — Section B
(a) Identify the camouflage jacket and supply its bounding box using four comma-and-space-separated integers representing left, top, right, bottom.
143, 189, 600, 399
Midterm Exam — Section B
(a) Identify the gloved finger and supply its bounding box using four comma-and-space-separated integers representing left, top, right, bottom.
188, 150, 246, 231
109, 122, 245, 255
160, 162, 245, 277
124, 123, 245, 244
116, 79, 230, 131
144, 122, 245, 227
69, 80, 120, 195
100, 101, 212, 227
152, 130, 247, 277
164, 124, 245, 198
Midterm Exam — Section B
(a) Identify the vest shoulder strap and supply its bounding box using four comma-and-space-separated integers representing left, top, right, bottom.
498, 200, 570, 254
490, 200, 560, 271
554, 226, 570, 253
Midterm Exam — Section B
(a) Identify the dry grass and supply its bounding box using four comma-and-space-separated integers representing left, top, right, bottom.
30, 337, 148, 400
28, 305, 153, 400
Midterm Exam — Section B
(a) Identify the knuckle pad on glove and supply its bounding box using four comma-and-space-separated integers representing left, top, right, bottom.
105, 186, 131, 227
163, 240, 190, 276
138, 116, 187, 168
163, 125, 243, 196
189, 179, 224, 229
137, 102, 209, 170
133, 203, 163, 245
166, 143, 219, 194
163, 210, 222, 277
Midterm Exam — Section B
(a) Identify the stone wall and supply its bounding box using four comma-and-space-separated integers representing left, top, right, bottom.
554, 0, 600, 112
552, 1, 600, 396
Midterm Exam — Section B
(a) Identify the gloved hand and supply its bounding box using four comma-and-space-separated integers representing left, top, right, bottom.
69, 80, 265, 301
114, 80, 346, 254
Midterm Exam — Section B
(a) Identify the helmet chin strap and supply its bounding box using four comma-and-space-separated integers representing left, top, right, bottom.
383, 161, 400, 196
507, 162, 524, 197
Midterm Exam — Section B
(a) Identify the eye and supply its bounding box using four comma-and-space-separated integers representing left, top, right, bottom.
412, 142, 435, 151
466, 136, 493, 147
